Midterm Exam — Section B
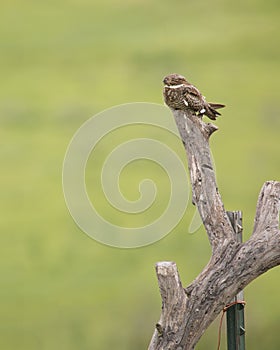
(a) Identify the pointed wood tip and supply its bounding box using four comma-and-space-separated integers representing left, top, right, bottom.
204, 122, 219, 137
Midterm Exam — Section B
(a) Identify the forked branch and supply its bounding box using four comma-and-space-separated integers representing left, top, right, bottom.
148, 108, 280, 350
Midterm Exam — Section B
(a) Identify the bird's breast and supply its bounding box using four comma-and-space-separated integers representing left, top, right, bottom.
163, 86, 186, 110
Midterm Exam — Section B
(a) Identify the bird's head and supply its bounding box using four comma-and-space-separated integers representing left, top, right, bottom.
163, 73, 188, 86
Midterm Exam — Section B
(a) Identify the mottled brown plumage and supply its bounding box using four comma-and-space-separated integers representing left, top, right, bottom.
163, 73, 225, 120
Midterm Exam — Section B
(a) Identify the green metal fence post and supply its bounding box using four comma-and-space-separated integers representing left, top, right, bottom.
226, 211, 246, 350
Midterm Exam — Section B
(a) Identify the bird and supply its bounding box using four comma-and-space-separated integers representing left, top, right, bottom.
163, 73, 225, 120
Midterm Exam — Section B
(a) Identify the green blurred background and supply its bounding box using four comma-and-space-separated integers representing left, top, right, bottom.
1, 0, 280, 349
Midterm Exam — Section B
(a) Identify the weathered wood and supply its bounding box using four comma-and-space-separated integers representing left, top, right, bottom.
148, 108, 280, 350
149, 262, 188, 350
172, 109, 235, 252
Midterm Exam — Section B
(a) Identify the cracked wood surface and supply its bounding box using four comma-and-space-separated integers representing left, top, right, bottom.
148, 108, 280, 350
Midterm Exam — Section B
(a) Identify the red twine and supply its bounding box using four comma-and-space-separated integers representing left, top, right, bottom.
217, 300, 246, 350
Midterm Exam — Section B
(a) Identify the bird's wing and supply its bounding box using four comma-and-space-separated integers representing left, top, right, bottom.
182, 85, 204, 110
182, 84, 202, 98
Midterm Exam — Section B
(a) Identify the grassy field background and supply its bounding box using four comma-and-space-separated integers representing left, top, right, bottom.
1, 0, 280, 349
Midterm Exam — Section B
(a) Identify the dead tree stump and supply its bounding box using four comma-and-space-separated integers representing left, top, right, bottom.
148, 108, 280, 350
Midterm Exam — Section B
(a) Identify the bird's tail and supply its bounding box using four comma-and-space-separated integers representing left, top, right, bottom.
204, 103, 225, 120
209, 103, 226, 110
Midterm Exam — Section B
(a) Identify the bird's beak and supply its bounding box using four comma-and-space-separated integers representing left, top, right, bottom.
163, 77, 168, 85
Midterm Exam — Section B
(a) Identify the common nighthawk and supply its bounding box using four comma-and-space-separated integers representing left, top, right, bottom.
163, 73, 225, 120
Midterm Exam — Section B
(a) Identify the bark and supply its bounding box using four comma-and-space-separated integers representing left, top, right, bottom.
148, 108, 280, 350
